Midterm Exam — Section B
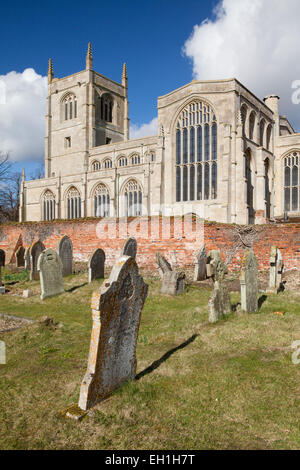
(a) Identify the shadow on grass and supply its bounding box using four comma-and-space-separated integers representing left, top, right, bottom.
66, 282, 88, 293
135, 334, 198, 380
258, 294, 267, 309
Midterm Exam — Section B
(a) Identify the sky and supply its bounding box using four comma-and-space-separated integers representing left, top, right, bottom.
1, 0, 300, 177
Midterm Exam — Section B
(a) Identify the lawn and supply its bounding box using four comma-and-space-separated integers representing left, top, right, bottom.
1, 269, 300, 449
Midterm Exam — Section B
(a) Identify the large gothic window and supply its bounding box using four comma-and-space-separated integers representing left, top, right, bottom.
42, 190, 55, 221
175, 101, 217, 202
67, 187, 81, 219
63, 94, 77, 120
284, 152, 300, 212
94, 183, 110, 217
124, 180, 142, 217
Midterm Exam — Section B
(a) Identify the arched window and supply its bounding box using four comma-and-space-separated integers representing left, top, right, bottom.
249, 111, 256, 141
150, 152, 156, 162
63, 94, 77, 120
124, 180, 142, 217
130, 154, 141, 165
92, 161, 101, 171
100, 94, 113, 122
42, 190, 55, 221
118, 156, 128, 167
66, 187, 81, 219
266, 124, 272, 150
284, 152, 300, 212
103, 158, 112, 169
175, 101, 217, 202
259, 119, 265, 147
245, 150, 255, 224
240, 105, 248, 137
265, 158, 271, 219
94, 183, 110, 217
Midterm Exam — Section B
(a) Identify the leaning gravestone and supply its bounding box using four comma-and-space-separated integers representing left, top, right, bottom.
240, 250, 258, 313
194, 245, 207, 281
120, 237, 137, 259
24, 247, 31, 270
15, 246, 25, 268
78, 255, 148, 411
58, 236, 73, 276
0, 250, 5, 294
268, 246, 284, 292
30, 241, 46, 281
207, 250, 231, 323
155, 251, 185, 295
37, 248, 64, 300
88, 248, 105, 283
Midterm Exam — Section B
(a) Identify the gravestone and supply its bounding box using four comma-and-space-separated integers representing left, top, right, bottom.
58, 236, 73, 276
194, 245, 207, 281
37, 248, 64, 300
88, 248, 105, 283
30, 241, 45, 281
0, 250, 5, 294
24, 247, 31, 270
120, 237, 137, 259
207, 250, 231, 323
15, 246, 25, 268
0, 250, 5, 267
78, 255, 148, 411
268, 246, 284, 292
240, 250, 258, 313
156, 252, 185, 295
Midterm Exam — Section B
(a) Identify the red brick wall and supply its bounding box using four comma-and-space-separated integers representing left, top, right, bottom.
0, 217, 299, 271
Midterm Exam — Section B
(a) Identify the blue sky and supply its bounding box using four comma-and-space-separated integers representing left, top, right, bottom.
0, 0, 214, 123
1, 0, 300, 177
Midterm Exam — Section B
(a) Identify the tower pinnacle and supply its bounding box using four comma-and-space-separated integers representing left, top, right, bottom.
48, 58, 54, 84
86, 42, 93, 70
122, 62, 128, 87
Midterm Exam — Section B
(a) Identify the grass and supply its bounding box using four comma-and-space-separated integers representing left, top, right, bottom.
1, 272, 300, 449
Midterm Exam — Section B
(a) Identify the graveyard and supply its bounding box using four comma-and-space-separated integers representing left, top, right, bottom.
1, 253, 300, 449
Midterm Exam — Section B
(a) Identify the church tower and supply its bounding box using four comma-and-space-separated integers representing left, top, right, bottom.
44, 44, 129, 178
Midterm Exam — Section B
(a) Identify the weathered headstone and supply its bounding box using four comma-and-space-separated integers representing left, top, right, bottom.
268, 246, 284, 292
156, 251, 185, 295
194, 245, 207, 281
37, 248, 64, 300
15, 246, 25, 268
24, 247, 31, 270
155, 251, 172, 279
88, 248, 105, 283
78, 255, 148, 411
0, 250, 5, 267
120, 237, 137, 259
207, 250, 231, 323
240, 250, 258, 313
58, 236, 73, 276
23, 289, 34, 298
30, 241, 45, 281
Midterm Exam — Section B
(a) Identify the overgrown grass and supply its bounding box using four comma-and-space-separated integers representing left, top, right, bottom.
0, 273, 300, 449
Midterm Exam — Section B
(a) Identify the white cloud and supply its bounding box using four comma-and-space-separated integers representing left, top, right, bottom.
130, 117, 158, 139
0, 68, 47, 162
183, 0, 300, 131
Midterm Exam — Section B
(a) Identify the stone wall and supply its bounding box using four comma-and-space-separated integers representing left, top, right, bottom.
0, 217, 300, 272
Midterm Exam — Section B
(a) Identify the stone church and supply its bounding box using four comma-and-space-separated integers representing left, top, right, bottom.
19, 43, 300, 225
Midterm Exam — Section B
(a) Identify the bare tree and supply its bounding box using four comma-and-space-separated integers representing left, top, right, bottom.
0, 151, 12, 181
